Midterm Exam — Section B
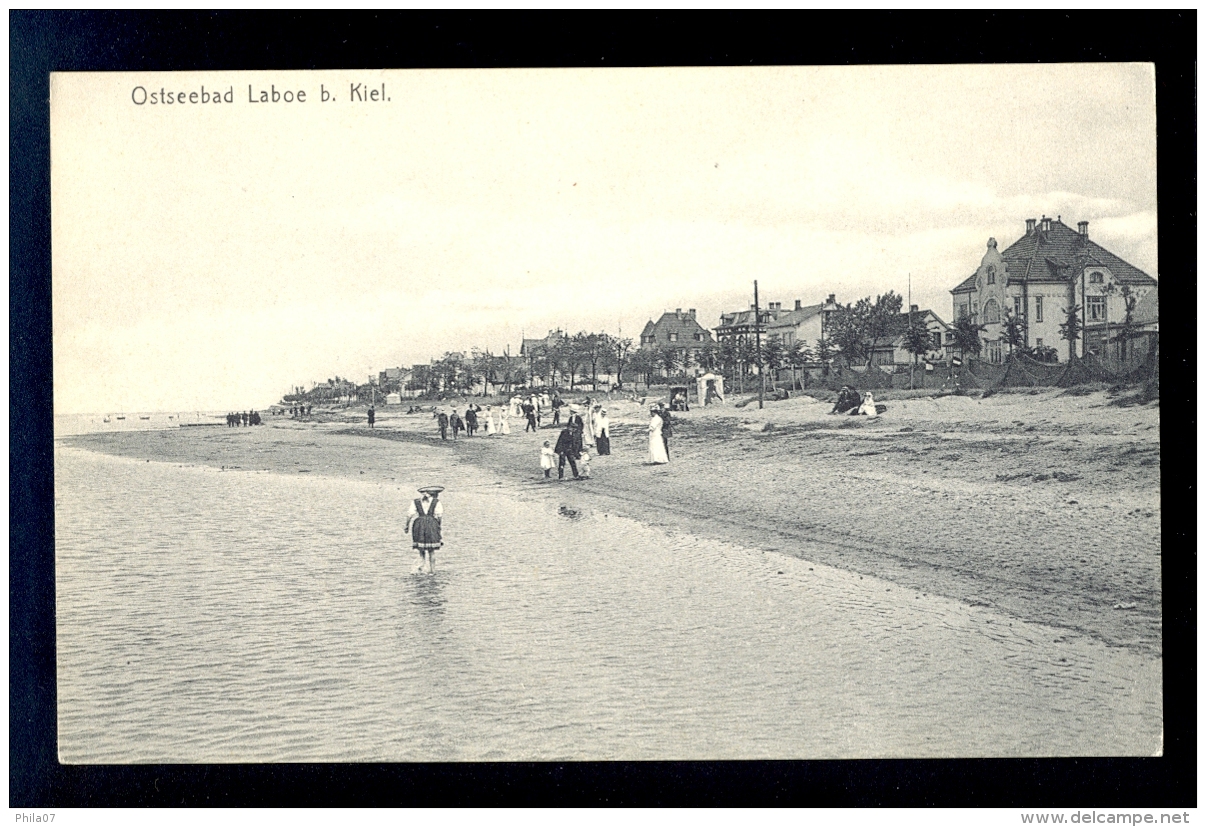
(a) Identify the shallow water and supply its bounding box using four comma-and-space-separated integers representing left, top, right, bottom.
55, 442, 1161, 762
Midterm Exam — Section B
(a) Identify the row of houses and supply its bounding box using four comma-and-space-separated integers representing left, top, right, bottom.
365, 214, 1159, 397
635, 215, 1159, 370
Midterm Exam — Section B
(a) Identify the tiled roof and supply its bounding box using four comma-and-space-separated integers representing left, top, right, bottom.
952, 219, 1157, 293
766, 304, 823, 329
644, 311, 713, 344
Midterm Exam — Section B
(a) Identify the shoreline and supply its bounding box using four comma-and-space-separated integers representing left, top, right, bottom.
61, 387, 1161, 658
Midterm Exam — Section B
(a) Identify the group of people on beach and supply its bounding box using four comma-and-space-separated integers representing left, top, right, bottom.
544, 399, 612, 480
226, 411, 262, 426
829, 386, 880, 418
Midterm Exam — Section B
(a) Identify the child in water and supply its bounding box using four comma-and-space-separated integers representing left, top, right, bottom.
578, 446, 592, 479
540, 440, 556, 478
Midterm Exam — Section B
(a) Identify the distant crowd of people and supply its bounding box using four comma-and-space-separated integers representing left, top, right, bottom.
226, 411, 262, 426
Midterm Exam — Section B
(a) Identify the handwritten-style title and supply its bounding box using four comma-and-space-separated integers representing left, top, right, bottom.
131, 83, 388, 105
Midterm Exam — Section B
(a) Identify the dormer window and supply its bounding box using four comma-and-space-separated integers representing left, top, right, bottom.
986, 265, 996, 285
669, 332, 678, 342
1089, 271, 1104, 284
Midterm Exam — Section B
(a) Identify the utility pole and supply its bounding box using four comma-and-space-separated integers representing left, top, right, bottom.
908, 273, 915, 390
754, 279, 764, 409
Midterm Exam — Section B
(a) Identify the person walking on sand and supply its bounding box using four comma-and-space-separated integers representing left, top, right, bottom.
657, 403, 673, 459
485, 406, 497, 436
406, 486, 444, 574
437, 410, 449, 440
465, 405, 478, 436
524, 400, 538, 432
648, 407, 669, 464
500, 408, 511, 435
595, 408, 611, 455
450, 411, 465, 440
367, 406, 376, 429
578, 446, 592, 478
581, 397, 596, 448
554, 425, 582, 480
540, 440, 556, 478
551, 394, 563, 425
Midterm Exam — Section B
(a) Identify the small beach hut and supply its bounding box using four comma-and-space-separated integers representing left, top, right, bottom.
697, 373, 725, 405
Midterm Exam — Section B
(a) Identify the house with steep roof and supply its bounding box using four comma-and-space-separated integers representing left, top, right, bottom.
951, 216, 1158, 362
639, 308, 713, 360
716, 295, 841, 348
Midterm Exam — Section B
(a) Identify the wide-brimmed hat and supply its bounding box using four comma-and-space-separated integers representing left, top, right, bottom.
418, 485, 445, 495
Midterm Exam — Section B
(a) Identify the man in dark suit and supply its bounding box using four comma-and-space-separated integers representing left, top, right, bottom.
657, 403, 673, 459
554, 426, 581, 480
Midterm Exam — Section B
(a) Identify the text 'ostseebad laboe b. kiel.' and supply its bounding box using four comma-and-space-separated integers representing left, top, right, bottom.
130, 83, 389, 106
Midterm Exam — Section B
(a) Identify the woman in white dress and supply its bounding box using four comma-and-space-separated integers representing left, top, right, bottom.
856, 392, 879, 418
582, 397, 596, 448
500, 409, 511, 434
648, 408, 669, 464
485, 405, 497, 435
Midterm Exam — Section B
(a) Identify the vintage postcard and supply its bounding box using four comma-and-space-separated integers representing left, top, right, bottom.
51, 65, 1160, 762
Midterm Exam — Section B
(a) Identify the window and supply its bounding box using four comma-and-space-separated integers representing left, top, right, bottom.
986, 265, 996, 285
669, 332, 678, 342
931, 331, 942, 350
1089, 271, 1104, 284
973, 301, 979, 318
695, 332, 705, 342
958, 303, 969, 319
1087, 296, 1105, 321
982, 299, 1000, 324
1035, 338, 1043, 348
1035, 296, 1043, 322
1013, 297, 1022, 317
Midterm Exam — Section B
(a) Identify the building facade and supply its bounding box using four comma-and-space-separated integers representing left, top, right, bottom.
951, 216, 1158, 362
638, 309, 714, 368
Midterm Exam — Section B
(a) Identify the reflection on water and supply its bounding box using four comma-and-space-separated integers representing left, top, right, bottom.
55, 444, 1162, 762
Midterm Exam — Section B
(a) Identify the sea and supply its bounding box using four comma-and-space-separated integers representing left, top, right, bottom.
54, 414, 1162, 762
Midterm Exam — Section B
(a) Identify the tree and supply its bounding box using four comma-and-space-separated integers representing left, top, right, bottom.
761, 335, 785, 390
719, 338, 740, 385
694, 339, 720, 374
1059, 303, 1082, 361
814, 337, 833, 374
902, 320, 932, 389
864, 291, 904, 368
951, 314, 984, 360
627, 349, 656, 390
657, 344, 682, 378
611, 336, 633, 387
784, 340, 806, 390
573, 332, 607, 391
735, 336, 757, 393
827, 302, 869, 367
999, 309, 1025, 358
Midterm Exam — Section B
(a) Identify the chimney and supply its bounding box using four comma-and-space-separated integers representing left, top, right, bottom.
1041, 215, 1052, 233
1077, 221, 1089, 238
1026, 218, 1036, 234
675, 308, 682, 315
688, 308, 696, 319
910, 304, 919, 313
750, 303, 756, 311
794, 299, 802, 311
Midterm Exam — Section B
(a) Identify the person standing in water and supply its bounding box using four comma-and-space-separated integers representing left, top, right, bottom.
406, 486, 443, 574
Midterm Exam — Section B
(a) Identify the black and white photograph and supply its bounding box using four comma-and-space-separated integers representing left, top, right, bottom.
46, 62, 1165, 768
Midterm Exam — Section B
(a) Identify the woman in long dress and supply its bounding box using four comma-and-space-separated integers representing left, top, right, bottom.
648, 408, 669, 464
595, 408, 610, 455
855, 392, 879, 418
582, 397, 596, 448
500, 409, 511, 434
485, 405, 496, 435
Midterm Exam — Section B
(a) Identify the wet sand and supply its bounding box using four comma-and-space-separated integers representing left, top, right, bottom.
65, 386, 1161, 658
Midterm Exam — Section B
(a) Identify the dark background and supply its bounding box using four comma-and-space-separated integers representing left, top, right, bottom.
11, 10, 1195, 807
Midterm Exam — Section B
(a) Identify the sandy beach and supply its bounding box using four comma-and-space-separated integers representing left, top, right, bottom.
67, 386, 1161, 660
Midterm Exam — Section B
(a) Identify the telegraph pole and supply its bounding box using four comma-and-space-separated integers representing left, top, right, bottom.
754, 279, 764, 409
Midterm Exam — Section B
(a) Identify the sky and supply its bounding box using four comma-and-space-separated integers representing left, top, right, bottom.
51, 64, 1157, 414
